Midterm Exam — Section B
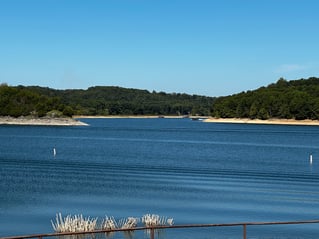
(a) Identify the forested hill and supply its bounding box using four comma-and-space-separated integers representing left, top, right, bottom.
211, 77, 319, 120
1, 77, 319, 119
0, 84, 215, 117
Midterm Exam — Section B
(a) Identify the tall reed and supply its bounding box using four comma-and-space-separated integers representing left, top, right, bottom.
51, 213, 98, 233
51, 213, 173, 233
142, 214, 174, 227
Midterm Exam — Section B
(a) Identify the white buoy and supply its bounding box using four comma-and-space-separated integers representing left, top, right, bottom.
53, 148, 56, 157
310, 154, 313, 164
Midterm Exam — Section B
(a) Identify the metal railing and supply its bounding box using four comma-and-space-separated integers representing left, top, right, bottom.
2, 219, 319, 239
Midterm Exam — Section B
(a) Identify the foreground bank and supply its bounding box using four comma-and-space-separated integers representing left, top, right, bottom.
0, 116, 88, 126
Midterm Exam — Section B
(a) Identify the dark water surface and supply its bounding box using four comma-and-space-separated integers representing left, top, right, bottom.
1, 118, 319, 238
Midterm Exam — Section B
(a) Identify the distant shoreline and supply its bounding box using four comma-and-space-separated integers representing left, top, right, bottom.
76, 115, 319, 126
74, 115, 185, 119
203, 117, 319, 126
2, 115, 319, 126
0, 116, 88, 126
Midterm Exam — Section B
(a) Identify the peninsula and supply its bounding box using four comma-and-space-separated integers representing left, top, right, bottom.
0, 116, 88, 126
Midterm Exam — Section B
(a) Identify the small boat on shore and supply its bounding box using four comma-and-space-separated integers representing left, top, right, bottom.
191, 117, 207, 121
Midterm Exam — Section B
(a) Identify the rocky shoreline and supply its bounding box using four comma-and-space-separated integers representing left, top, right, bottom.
0, 116, 88, 126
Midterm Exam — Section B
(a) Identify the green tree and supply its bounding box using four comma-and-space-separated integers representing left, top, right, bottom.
249, 102, 258, 119
258, 108, 270, 120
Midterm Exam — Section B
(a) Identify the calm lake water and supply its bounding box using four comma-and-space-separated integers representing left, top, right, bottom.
1, 118, 319, 238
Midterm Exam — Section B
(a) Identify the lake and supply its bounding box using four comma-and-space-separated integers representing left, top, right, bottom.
1, 118, 319, 238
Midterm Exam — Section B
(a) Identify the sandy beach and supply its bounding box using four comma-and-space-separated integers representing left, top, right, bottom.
203, 117, 319, 126
0, 116, 88, 126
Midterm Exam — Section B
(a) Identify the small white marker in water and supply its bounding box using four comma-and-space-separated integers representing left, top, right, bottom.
53, 148, 56, 157
310, 154, 313, 164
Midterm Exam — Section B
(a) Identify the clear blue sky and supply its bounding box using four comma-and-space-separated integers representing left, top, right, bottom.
1, 0, 318, 96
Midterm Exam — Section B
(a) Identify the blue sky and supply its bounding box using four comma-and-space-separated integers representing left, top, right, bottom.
0, 0, 318, 96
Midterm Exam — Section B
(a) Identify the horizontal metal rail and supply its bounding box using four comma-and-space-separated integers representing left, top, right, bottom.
2, 219, 319, 239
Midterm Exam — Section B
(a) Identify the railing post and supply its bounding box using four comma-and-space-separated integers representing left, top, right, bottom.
243, 224, 247, 239
150, 227, 155, 239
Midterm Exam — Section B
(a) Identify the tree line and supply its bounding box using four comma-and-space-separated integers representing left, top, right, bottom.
0, 84, 73, 117
211, 77, 319, 120
1, 77, 319, 120
0, 84, 215, 117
